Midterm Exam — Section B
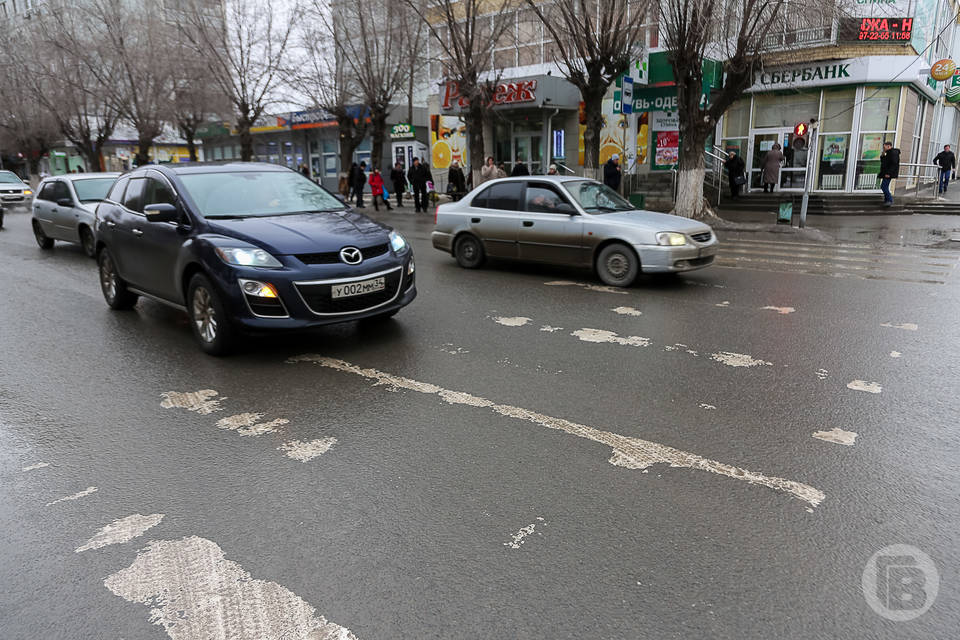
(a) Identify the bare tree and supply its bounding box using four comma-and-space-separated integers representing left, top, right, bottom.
525, 0, 652, 176
405, 0, 515, 185
178, 0, 300, 161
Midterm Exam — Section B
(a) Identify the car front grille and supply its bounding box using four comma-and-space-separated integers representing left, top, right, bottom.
295, 267, 403, 315
296, 243, 390, 265
691, 231, 712, 243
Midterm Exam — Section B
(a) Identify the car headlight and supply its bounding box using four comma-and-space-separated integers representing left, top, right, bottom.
215, 247, 283, 268
239, 279, 279, 297
656, 232, 688, 246
389, 231, 408, 254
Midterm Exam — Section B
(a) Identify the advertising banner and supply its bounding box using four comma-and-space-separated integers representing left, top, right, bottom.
654, 131, 679, 169
430, 115, 466, 170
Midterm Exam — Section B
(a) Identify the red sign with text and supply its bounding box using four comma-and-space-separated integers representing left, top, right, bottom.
441, 80, 538, 110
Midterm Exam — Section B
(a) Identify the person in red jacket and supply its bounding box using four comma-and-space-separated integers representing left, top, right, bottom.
368, 167, 392, 211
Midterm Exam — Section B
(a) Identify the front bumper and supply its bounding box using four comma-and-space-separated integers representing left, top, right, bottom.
0, 193, 27, 203
637, 239, 718, 273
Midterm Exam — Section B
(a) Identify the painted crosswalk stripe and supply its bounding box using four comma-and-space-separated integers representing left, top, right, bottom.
289, 355, 824, 508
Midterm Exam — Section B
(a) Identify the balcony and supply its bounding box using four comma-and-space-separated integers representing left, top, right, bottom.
760, 24, 836, 52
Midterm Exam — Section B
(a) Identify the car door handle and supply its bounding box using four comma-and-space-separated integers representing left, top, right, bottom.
132, 228, 143, 236
522, 221, 534, 227
471, 218, 481, 223
105, 221, 116, 227
51, 208, 58, 212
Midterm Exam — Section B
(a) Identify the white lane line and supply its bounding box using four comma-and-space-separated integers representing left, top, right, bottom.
812, 428, 858, 446
160, 390, 224, 415
815, 369, 829, 380
544, 280, 629, 295
709, 352, 773, 368
611, 306, 643, 316
847, 380, 882, 394
22, 462, 49, 471
278, 438, 338, 462
47, 486, 98, 506
890, 351, 902, 358
76, 514, 164, 553
504, 518, 544, 549
104, 536, 358, 640
493, 316, 532, 327
288, 355, 825, 508
880, 322, 918, 331
571, 328, 651, 347
760, 306, 795, 315
216, 413, 289, 436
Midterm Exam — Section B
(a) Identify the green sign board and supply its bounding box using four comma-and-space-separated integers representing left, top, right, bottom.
390, 123, 415, 139
196, 122, 230, 139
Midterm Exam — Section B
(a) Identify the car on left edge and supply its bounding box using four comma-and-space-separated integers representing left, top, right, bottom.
0, 170, 33, 210
94, 162, 417, 355
32, 173, 121, 256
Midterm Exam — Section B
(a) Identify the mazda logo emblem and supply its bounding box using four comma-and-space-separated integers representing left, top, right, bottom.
340, 247, 363, 264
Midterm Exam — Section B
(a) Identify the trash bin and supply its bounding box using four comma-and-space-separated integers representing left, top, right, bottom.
629, 193, 645, 209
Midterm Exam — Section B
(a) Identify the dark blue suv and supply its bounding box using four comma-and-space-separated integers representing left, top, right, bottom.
95, 162, 416, 354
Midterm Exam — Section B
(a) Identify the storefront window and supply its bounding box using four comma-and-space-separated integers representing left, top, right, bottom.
722, 100, 750, 138
817, 134, 850, 190
820, 89, 854, 132
854, 133, 889, 190
212, 146, 223, 160
860, 87, 900, 131
752, 92, 820, 128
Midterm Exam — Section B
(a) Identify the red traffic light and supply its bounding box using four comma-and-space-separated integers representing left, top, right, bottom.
794, 122, 809, 137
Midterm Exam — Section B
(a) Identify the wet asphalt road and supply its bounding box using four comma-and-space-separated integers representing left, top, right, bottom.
1, 203, 959, 639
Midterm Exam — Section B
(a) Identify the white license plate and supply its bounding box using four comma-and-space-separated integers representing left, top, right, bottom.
331, 277, 385, 299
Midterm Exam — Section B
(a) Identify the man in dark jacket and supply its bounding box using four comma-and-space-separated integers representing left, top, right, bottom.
408, 158, 429, 213
390, 162, 406, 208
511, 156, 529, 176
934, 144, 956, 196
878, 141, 900, 206
724, 151, 746, 199
603, 154, 622, 192
354, 161, 367, 208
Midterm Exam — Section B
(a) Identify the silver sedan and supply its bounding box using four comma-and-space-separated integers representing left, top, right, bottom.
32, 173, 120, 257
432, 176, 718, 287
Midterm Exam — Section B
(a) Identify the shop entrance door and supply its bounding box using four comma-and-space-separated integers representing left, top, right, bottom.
750, 129, 808, 191
514, 135, 543, 174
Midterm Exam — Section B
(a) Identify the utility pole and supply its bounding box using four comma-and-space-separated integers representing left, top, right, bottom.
799, 118, 818, 229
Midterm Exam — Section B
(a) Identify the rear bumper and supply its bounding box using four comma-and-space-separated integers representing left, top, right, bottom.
432, 230, 454, 253
637, 241, 718, 273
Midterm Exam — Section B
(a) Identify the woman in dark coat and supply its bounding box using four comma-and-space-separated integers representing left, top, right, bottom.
762, 143, 784, 193
390, 162, 406, 208
725, 151, 746, 199
447, 161, 466, 200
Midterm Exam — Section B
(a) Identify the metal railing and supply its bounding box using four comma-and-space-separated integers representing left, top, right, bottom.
899, 163, 941, 200
760, 24, 835, 51
704, 146, 728, 206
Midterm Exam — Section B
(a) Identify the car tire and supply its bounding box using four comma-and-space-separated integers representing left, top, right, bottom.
80, 226, 96, 258
98, 248, 139, 310
0, 211, 4, 229
187, 273, 236, 356
454, 234, 485, 269
33, 220, 54, 249
596, 243, 640, 287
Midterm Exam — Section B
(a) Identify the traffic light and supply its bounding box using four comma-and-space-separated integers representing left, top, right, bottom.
794, 122, 809, 137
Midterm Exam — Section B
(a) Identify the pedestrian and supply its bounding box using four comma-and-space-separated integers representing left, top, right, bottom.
547, 164, 558, 175
354, 161, 367, 208
878, 141, 900, 207
725, 151, 746, 199
368, 167, 392, 211
347, 162, 358, 200
511, 156, 529, 176
603, 154, 621, 192
496, 162, 508, 179
390, 162, 406, 208
761, 143, 783, 193
408, 157, 429, 213
299, 163, 310, 178
934, 144, 955, 197
447, 160, 465, 201
480, 156, 497, 184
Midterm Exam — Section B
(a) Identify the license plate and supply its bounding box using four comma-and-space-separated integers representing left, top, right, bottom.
331, 277, 385, 299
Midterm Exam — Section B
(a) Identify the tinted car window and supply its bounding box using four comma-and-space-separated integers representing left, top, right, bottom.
38, 182, 57, 201
143, 177, 177, 207
524, 183, 570, 213
480, 182, 522, 211
123, 178, 146, 212
108, 176, 129, 202
0, 171, 24, 184
73, 178, 117, 202
471, 186, 491, 209
50, 181, 72, 203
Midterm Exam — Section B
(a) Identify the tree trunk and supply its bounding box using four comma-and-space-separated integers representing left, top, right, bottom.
180, 123, 198, 161
236, 112, 254, 161
81, 146, 101, 173
581, 88, 605, 180
672, 125, 712, 219
369, 107, 388, 172
464, 103, 486, 190
135, 133, 155, 167
337, 114, 363, 196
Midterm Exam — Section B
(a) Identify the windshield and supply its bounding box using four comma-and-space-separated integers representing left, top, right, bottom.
179, 171, 345, 218
72, 178, 116, 202
563, 180, 634, 213
0, 171, 24, 184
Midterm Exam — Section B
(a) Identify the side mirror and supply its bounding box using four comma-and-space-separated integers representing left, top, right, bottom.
555, 202, 577, 215
144, 202, 179, 223
57, 197, 73, 207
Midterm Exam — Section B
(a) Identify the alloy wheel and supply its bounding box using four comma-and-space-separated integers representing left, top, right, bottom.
100, 256, 117, 302
192, 286, 218, 343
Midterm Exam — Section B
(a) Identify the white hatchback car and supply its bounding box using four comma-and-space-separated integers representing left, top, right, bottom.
32, 173, 120, 257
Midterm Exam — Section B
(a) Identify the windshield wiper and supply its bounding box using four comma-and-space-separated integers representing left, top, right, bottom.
204, 214, 246, 219
588, 205, 618, 212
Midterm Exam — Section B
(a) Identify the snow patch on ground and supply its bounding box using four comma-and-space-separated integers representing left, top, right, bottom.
160, 390, 224, 415
439, 343, 469, 354
47, 486, 98, 506
216, 413, 289, 436
847, 380, 882, 394
504, 522, 540, 549
890, 351, 902, 358
815, 369, 829, 380
544, 280, 629, 295
761, 306, 795, 314
611, 306, 643, 316
539, 325, 563, 332
698, 403, 717, 410
76, 514, 164, 553
880, 322, 918, 331
22, 462, 49, 471
812, 428, 857, 446
710, 352, 773, 368
277, 438, 338, 462
493, 316, 531, 327
715, 301, 730, 307
571, 328, 651, 347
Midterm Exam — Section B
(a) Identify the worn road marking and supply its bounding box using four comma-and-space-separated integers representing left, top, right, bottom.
572, 328, 651, 347
289, 355, 825, 507
493, 316, 531, 327
715, 300, 730, 307
504, 518, 544, 549
104, 536, 357, 640
216, 413, 289, 436
761, 306, 795, 315
544, 280, 628, 295
160, 390, 224, 414
847, 380, 882, 394
812, 428, 858, 446
710, 352, 773, 368
47, 486, 98, 506
22, 462, 49, 471
439, 343, 469, 354
698, 403, 717, 410
815, 369, 829, 380
76, 514, 164, 553
890, 351, 902, 358
278, 438, 338, 462
880, 322, 918, 331
539, 325, 563, 332
611, 306, 643, 316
